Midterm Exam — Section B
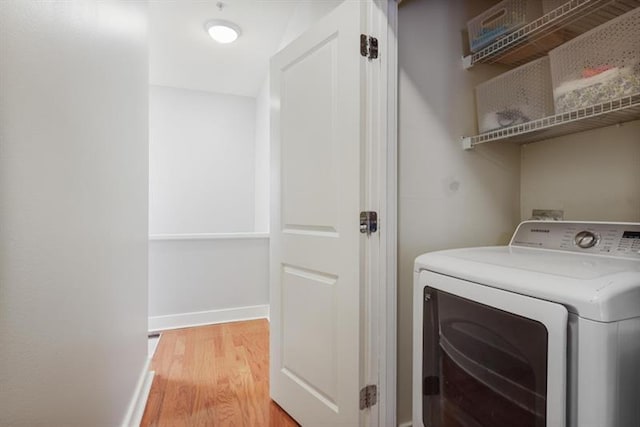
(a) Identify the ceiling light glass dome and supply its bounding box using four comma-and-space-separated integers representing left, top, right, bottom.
205, 20, 241, 44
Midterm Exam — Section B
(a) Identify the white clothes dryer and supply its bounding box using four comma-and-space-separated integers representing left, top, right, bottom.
413, 221, 640, 427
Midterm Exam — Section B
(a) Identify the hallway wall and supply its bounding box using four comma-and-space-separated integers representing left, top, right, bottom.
0, 1, 149, 425
254, 80, 270, 231
148, 235, 269, 330
148, 86, 265, 328
149, 85, 256, 234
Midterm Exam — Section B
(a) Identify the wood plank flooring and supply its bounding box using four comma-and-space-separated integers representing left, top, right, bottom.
141, 319, 299, 427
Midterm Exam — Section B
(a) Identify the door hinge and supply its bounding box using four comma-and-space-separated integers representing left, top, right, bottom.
359, 384, 378, 409
360, 211, 378, 235
360, 34, 379, 60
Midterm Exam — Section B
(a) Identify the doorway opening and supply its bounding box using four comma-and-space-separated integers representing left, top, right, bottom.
145, 1, 397, 425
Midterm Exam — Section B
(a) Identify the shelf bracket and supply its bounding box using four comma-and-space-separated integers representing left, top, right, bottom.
462, 55, 473, 70
462, 136, 473, 150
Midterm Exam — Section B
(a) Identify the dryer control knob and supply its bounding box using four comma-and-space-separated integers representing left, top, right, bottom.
575, 231, 599, 249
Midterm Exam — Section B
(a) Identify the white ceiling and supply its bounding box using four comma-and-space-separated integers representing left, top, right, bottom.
149, 0, 297, 97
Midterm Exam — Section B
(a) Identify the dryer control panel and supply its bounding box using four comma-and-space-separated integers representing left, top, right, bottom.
510, 221, 640, 259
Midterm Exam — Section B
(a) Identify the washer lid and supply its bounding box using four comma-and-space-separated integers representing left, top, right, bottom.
415, 246, 640, 322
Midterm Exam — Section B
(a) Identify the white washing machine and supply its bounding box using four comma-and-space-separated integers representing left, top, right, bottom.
412, 221, 640, 427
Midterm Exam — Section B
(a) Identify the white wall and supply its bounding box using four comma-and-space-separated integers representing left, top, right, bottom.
521, 120, 640, 222
148, 236, 269, 329
149, 85, 256, 234
254, 80, 271, 231
148, 87, 266, 328
0, 2, 149, 426
397, 0, 521, 423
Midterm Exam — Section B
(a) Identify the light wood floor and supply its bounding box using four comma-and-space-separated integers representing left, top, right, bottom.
141, 319, 299, 427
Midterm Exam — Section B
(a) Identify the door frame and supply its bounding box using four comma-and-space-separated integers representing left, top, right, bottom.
363, 1, 398, 426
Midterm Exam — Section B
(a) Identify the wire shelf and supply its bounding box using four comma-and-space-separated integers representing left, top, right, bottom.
462, 93, 640, 149
463, 0, 640, 68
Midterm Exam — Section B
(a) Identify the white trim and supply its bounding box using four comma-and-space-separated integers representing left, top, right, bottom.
362, 1, 398, 426
381, 1, 398, 426
148, 334, 161, 360
121, 358, 155, 427
149, 232, 269, 241
360, 1, 399, 425
148, 304, 269, 332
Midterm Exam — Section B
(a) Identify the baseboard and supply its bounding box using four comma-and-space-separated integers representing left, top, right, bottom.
148, 304, 269, 332
121, 358, 155, 427
398, 422, 412, 427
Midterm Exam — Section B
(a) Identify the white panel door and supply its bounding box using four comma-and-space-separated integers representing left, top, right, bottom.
270, 1, 365, 425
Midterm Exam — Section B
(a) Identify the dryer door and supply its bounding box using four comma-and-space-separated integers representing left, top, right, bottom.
416, 270, 567, 427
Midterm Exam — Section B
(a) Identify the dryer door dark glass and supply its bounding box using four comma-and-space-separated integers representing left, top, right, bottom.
423, 287, 549, 427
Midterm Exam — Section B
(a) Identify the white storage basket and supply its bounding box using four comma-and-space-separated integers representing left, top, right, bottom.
475, 56, 554, 134
549, 7, 640, 113
468, 0, 542, 52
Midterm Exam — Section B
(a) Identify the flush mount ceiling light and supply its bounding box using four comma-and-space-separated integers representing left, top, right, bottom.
205, 20, 241, 44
